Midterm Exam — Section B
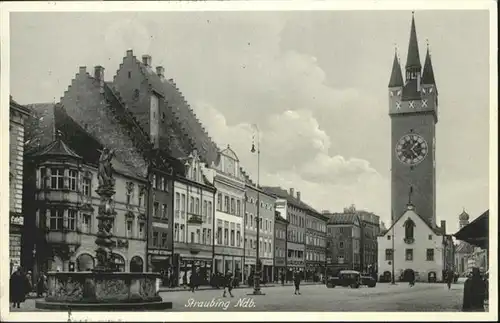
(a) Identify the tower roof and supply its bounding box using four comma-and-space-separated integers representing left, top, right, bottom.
29, 134, 82, 159
388, 50, 404, 87
421, 47, 436, 85
405, 12, 422, 70
459, 210, 470, 221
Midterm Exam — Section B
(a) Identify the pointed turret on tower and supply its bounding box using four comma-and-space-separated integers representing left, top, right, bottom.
421, 43, 437, 87
388, 48, 404, 88
405, 12, 422, 78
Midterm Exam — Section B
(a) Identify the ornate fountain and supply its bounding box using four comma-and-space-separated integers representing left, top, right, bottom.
35, 148, 172, 311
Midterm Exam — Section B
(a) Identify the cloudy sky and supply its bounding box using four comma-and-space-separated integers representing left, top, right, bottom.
9, 9, 491, 232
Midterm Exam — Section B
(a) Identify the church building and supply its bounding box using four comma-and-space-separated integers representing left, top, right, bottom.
377, 13, 452, 283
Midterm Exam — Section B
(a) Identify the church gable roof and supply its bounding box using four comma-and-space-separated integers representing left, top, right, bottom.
380, 205, 442, 236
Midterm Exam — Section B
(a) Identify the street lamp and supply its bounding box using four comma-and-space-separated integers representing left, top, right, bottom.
248, 124, 265, 296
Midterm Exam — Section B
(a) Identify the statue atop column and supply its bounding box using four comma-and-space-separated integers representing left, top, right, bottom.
98, 148, 116, 188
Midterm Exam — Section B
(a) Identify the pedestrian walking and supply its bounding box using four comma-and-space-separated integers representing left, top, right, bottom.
462, 267, 487, 312
182, 272, 187, 289
408, 271, 415, 287
222, 270, 234, 298
10, 267, 30, 308
189, 269, 197, 293
37, 272, 48, 297
446, 270, 454, 290
280, 271, 285, 286
293, 271, 301, 295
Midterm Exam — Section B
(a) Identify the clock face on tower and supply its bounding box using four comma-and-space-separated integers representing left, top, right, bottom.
396, 134, 429, 166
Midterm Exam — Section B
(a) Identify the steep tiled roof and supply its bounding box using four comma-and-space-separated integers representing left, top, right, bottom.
388, 51, 404, 87
24, 103, 56, 154
455, 241, 475, 254
261, 186, 321, 216
325, 213, 360, 226
29, 137, 82, 159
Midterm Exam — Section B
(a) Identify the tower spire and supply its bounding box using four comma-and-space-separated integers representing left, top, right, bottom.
421, 42, 436, 86
405, 11, 422, 72
388, 46, 404, 87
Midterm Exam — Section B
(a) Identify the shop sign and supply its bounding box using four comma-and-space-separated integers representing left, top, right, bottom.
150, 249, 171, 256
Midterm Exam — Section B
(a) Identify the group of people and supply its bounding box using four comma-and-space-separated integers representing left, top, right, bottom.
9, 267, 48, 308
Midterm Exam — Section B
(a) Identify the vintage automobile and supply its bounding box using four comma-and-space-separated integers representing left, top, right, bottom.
326, 270, 376, 288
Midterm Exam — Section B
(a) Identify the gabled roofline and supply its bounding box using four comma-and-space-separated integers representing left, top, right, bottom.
381, 204, 442, 236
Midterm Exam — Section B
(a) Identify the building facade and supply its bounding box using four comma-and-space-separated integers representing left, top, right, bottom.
9, 97, 31, 274
243, 184, 275, 284
23, 135, 148, 280
172, 149, 216, 286
325, 213, 361, 275
274, 212, 288, 281
454, 210, 475, 274
304, 207, 328, 281
204, 146, 245, 282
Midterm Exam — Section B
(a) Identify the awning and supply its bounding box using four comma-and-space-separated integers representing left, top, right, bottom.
454, 210, 489, 249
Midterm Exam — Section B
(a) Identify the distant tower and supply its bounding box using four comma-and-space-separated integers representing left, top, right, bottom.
458, 209, 470, 229
389, 12, 438, 227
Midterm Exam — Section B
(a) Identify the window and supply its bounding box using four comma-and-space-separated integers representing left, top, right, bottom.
153, 202, 159, 217
207, 202, 212, 223
404, 218, 415, 240
153, 232, 159, 246
50, 169, 64, 189
138, 188, 144, 207
174, 224, 179, 242
428, 234, 432, 240
385, 248, 393, 261
128, 71, 131, 78
162, 204, 168, 219
83, 178, 91, 196
160, 177, 165, 191
126, 184, 132, 205
203, 200, 208, 221
126, 220, 133, 237
217, 193, 222, 211
82, 214, 91, 233
244, 212, 248, 226
181, 194, 186, 214
426, 249, 434, 261
68, 170, 78, 191
224, 228, 229, 245
207, 229, 212, 244
161, 233, 168, 248
339, 241, 344, 249
195, 198, 200, 215
405, 249, 413, 261
250, 214, 254, 228
139, 222, 145, 239
236, 200, 241, 216
230, 229, 235, 246
196, 229, 200, 243
175, 193, 180, 213
190, 196, 194, 213
152, 174, 157, 189
217, 227, 222, 245
68, 210, 77, 230
191, 232, 195, 243
180, 225, 185, 242
387, 235, 391, 240
203, 228, 207, 244
224, 196, 229, 213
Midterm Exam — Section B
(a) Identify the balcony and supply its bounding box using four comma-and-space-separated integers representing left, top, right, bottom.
187, 213, 203, 225
404, 237, 415, 244
46, 230, 81, 246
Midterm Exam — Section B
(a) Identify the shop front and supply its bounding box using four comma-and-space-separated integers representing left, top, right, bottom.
148, 249, 173, 286
175, 243, 213, 286
214, 247, 244, 285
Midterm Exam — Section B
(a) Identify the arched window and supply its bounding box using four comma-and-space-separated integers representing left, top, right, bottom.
130, 256, 144, 273
76, 253, 95, 271
112, 253, 126, 272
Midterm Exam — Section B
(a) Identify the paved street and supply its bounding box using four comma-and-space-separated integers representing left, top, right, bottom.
10, 283, 466, 312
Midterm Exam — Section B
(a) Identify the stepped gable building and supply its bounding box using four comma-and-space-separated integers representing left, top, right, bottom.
22, 98, 149, 281
112, 50, 217, 164
378, 13, 453, 282
9, 97, 31, 275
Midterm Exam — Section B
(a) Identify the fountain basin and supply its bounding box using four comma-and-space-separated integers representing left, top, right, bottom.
35, 272, 172, 311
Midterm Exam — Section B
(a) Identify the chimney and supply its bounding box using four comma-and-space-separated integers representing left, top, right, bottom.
142, 55, 152, 67
126, 49, 133, 57
94, 66, 104, 81
156, 66, 165, 79
289, 188, 294, 197
440, 220, 446, 234
296, 191, 301, 201
79, 66, 87, 75
322, 210, 330, 215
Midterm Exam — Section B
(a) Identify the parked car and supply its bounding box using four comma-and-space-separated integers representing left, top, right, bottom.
326, 270, 376, 288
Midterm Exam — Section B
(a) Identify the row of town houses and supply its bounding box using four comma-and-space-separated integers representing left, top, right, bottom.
18, 50, 488, 288
9, 50, 385, 287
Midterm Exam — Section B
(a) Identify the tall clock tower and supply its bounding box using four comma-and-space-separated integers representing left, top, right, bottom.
389, 13, 438, 227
